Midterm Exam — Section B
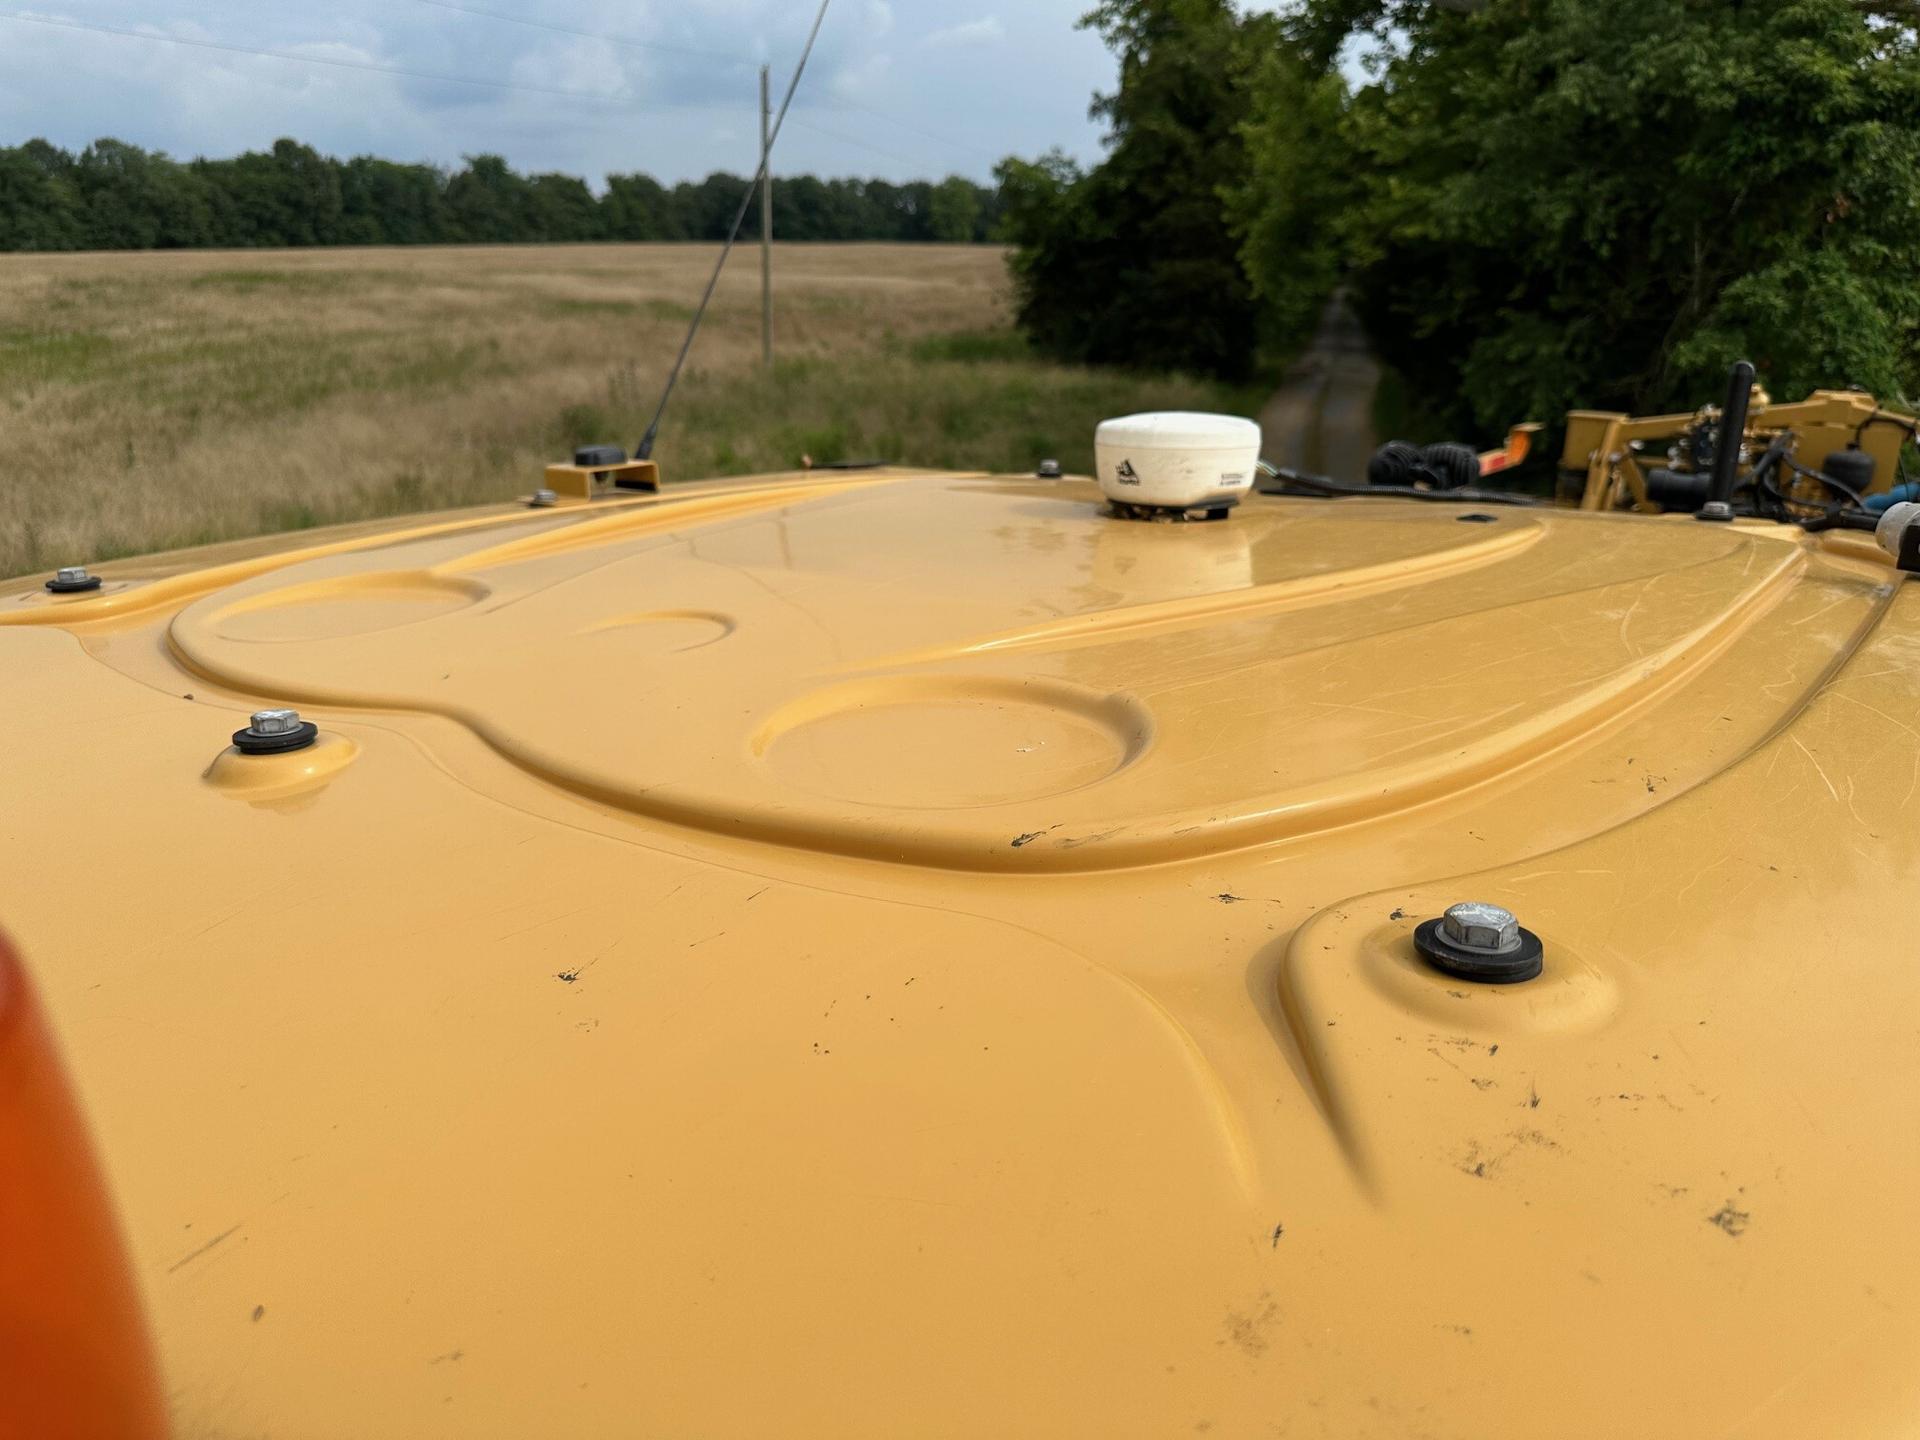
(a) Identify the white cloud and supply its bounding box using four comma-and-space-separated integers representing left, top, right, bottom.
826, 51, 894, 101
922, 17, 1005, 49
0, 0, 1112, 184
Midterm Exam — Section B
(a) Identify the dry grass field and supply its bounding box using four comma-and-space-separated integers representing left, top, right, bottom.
0, 243, 1261, 580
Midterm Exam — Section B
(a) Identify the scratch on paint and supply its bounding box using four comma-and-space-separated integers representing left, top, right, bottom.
1828, 690, 1920, 744
167, 1223, 241, 1274
1789, 735, 1839, 804
1675, 855, 1733, 904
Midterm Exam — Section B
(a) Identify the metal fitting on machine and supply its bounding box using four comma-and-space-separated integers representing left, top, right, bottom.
1414, 901, 1544, 984
1037, 459, 1063, 479
1876, 501, 1920, 573
45, 566, 103, 594
1696, 500, 1735, 524
528, 488, 559, 509
232, 709, 320, 756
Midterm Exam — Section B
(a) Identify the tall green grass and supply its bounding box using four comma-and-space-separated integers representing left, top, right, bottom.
0, 245, 1269, 580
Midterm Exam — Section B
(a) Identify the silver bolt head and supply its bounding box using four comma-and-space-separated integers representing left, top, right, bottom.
249, 708, 302, 736
1442, 902, 1522, 955
1699, 500, 1734, 521
56, 566, 90, 583
529, 488, 559, 508
1037, 460, 1063, 479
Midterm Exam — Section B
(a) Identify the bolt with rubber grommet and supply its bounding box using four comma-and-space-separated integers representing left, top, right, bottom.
232, 708, 320, 756
45, 566, 103, 594
1414, 902, 1544, 984
1037, 459, 1063, 479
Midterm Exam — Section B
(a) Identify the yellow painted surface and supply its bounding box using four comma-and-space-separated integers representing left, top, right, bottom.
2, 472, 1917, 1437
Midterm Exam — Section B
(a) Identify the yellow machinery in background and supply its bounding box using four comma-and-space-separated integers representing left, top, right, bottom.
1563, 374, 1917, 516
1329, 364, 1918, 525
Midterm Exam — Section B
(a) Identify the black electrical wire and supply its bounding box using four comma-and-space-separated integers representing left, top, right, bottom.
1799, 512, 1881, 534
1750, 436, 1820, 520
1708, 429, 1892, 537
1781, 454, 1869, 510
1257, 464, 1543, 507
1853, 411, 1920, 447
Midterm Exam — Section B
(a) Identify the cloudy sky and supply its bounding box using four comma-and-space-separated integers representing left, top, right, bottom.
0, 1, 1156, 185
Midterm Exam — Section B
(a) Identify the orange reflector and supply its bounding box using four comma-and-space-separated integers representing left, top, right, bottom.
1478, 423, 1542, 477
0, 932, 167, 1440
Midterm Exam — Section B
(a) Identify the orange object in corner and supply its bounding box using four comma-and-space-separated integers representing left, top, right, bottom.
0, 931, 167, 1440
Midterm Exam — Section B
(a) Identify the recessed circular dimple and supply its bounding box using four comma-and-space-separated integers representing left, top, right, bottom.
575, 609, 735, 655
211, 573, 488, 643
757, 676, 1152, 811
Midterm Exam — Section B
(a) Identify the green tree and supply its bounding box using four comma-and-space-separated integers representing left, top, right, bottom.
1225, 44, 1351, 359
526, 173, 600, 241
73, 138, 216, 249
673, 172, 754, 240
0, 137, 1009, 254
445, 154, 534, 243
0, 141, 84, 250
772, 173, 836, 240
603, 172, 681, 240
999, 0, 1268, 380
338, 157, 452, 246
1315, 0, 1920, 431
928, 175, 982, 242
194, 139, 343, 247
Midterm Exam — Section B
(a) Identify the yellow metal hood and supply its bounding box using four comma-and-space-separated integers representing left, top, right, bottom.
2, 472, 1916, 1437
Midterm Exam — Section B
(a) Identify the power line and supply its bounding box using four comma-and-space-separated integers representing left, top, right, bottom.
0, 11, 653, 106
786, 116, 941, 172
400, 0, 744, 65
806, 97, 985, 162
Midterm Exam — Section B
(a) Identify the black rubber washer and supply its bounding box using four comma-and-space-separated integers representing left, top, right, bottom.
1413, 918, 1544, 984
232, 721, 320, 755
45, 574, 103, 594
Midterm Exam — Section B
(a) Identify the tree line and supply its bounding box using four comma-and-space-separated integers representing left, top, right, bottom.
1001, 0, 1920, 434
0, 137, 1003, 252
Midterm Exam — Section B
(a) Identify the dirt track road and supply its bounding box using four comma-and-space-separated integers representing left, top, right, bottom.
1258, 295, 1380, 481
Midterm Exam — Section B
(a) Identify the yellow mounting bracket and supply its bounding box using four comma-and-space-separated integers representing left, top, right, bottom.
541, 459, 662, 502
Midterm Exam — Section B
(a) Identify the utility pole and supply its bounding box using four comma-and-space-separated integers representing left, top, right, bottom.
760, 63, 773, 369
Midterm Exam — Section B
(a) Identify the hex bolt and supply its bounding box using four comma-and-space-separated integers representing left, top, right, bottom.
45, 565, 104, 595
528, 488, 559, 508
1441, 902, 1522, 956
1696, 500, 1734, 523
1415, 900, 1544, 984
1037, 459, 1063, 479
232, 707, 319, 756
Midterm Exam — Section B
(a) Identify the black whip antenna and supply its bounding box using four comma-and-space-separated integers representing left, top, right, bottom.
634, 0, 833, 461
